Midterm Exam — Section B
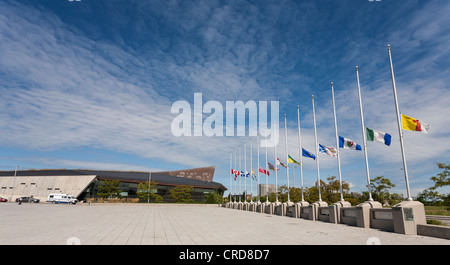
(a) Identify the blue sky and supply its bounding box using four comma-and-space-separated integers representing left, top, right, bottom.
1, 0, 449, 198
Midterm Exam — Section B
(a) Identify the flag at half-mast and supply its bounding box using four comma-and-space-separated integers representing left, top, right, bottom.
302, 148, 316, 160
268, 162, 279, 172
231, 169, 239, 179
259, 166, 269, 176
231, 169, 238, 180
276, 157, 287, 168
366, 127, 391, 146
240, 171, 250, 177
288, 155, 301, 165
319, 144, 337, 157
401, 114, 430, 134
339, 136, 362, 150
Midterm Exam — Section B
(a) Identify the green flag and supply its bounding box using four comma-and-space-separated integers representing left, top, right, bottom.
288, 155, 301, 165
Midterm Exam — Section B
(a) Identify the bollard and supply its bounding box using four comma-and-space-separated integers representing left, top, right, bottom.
329, 201, 351, 224
392, 200, 426, 235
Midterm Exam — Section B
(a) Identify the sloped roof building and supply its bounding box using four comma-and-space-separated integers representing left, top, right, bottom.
0, 166, 226, 202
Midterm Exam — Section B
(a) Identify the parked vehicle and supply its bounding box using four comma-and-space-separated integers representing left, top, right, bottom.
0, 197, 8, 202
15, 197, 40, 203
47, 193, 78, 204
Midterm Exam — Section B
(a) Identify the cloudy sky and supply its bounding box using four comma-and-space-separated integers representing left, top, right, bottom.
1, 0, 449, 198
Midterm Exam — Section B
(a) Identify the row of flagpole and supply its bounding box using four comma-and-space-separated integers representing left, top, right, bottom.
228, 45, 428, 203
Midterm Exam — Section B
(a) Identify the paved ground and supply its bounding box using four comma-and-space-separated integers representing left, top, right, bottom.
0, 203, 448, 245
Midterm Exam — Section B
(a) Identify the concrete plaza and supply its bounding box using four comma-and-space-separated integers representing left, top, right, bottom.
0, 203, 448, 245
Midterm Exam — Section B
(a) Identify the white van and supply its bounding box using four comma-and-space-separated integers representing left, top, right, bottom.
47, 194, 78, 204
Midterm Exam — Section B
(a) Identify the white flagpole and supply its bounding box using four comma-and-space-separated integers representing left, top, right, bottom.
229, 150, 232, 204
244, 141, 247, 202
234, 148, 237, 203
148, 171, 151, 203
312, 95, 322, 202
250, 138, 253, 201
356, 66, 373, 201
388, 44, 412, 201
257, 132, 260, 203
274, 121, 279, 202
297, 106, 305, 202
284, 114, 290, 202
239, 145, 241, 203
265, 131, 269, 202
331, 82, 345, 202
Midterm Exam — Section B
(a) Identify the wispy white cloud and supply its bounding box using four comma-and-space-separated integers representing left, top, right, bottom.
0, 0, 449, 197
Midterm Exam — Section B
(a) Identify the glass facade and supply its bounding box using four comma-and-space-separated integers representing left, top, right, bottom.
78, 179, 224, 203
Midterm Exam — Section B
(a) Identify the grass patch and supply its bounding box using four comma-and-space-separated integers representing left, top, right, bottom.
425, 206, 450, 216
426, 219, 447, 226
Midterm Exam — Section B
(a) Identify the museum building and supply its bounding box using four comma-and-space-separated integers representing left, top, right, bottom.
0, 166, 226, 202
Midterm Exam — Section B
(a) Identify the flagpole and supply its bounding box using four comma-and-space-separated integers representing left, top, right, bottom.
297, 105, 305, 202
388, 44, 412, 201
257, 132, 260, 203
292, 166, 295, 188
239, 144, 241, 203
356, 66, 373, 201
284, 114, 290, 202
331, 82, 344, 202
265, 130, 269, 202
148, 171, 151, 203
234, 147, 237, 203
229, 150, 232, 204
244, 141, 247, 202
274, 121, 279, 203
312, 95, 322, 202
250, 137, 253, 202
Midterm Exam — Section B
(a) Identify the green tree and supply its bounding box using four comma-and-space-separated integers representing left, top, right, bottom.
322, 176, 351, 203
301, 177, 352, 204
97, 180, 121, 199
417, 163, 450, 207
137, 181, 163, 203
205, 192, 222, 204
267, 192, 277, 202
431, 163, 450, 188
278, 185, 289, 202
169, 185, 194, 203
361, 176, 401, 205
289, 187, 303, 203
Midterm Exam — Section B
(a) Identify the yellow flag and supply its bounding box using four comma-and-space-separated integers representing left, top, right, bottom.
401, 114, 430, 133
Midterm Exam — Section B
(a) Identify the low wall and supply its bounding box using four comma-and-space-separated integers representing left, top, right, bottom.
417, 224, 450, 240
226, 201, 449, 241
318, 206, 330, 222
340, 207, 357, 226
300, 206, 310, 220
370, 208, 394, 232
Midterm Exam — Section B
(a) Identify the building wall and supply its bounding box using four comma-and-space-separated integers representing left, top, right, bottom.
0, 175, 96, 202
158, 166, 215, 182
259, 184, 276, 197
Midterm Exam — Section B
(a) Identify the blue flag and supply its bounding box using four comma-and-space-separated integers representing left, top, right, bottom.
302, 148, 316, 160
